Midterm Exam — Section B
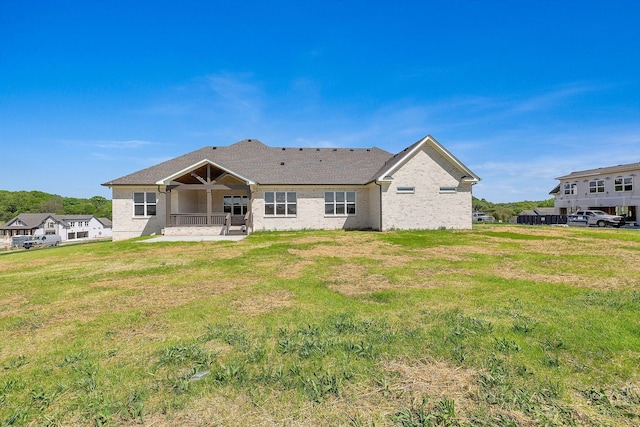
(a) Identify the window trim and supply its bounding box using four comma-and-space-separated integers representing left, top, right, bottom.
223, 195, 248, 216
439, 186, 458, 194
324, 191, 356, 216
396, 186, 415, 194
589, 180, 605, 193
133, 192, 157, 217
614, 177, 633, 192
264, 191, 297, 217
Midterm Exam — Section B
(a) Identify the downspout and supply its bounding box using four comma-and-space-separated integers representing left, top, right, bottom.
375, 181, 383, 231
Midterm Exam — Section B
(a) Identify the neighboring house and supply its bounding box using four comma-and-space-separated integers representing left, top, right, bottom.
102, 135, 480, 241
0, 213, 113, 242
550, 162, 639, 222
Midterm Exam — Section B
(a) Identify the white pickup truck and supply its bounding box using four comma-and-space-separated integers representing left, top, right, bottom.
568, 210, 625, 228
23, 235, 62, 249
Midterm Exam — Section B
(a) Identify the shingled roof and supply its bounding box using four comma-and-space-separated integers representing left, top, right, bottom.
103, 139, 395, 186
556, 162, 640, 180
103, 137, 480, 187
0, 213, 56, 230
0, 213, 113, 231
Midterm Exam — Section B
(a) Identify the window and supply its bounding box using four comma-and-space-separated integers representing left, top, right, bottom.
564, 183, 577, 195
439, 186, 457, 193
589, 180, 605, 193
397, 187, 415, 194
47, 221, 55, 229
265, 192, 296, 216
614, 177, 633, 192
133, 192, 157, 216
325, 191, 356, 215
224, 195, 248, 215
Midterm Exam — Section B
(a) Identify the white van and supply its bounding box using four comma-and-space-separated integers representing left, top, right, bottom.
23, 235, 62, 249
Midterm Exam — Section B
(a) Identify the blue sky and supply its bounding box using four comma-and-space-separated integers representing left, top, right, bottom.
1, 0, 638, 202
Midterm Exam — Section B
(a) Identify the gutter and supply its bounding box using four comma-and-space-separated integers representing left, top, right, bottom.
375, 181, 383, 231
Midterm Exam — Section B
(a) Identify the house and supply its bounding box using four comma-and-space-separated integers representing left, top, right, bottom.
550, 162, 639, 222
102, 135, 480, 241
0, 213, 113, 243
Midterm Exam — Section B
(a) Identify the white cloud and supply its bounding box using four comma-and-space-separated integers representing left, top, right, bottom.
93, 140, 156, 149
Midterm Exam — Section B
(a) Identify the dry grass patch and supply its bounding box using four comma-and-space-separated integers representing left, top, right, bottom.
382, 357, 478, 403
289, 235, 409, 267
325, 264, 397, 296
164, 389, 324, 427
488, 255, 640, 290
417, 243, 510, 261
231, 290, 295, 316
491, 265, 638, 290
326, 259, 473, 297
16, 273, 256, 333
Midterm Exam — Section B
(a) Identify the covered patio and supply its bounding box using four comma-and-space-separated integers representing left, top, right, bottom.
159, 162, 253, 236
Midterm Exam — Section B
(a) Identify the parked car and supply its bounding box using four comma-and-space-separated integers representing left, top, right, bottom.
568, 210, 625, 228
23, 235, 62, 249
473, 212, 495, 222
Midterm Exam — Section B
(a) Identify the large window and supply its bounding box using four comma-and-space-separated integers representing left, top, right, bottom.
325, 191, 356, 215
614, 177, 633, 192
133, 192, 157, 216
224, 195, 248, 215
265, 192, 297, 216
589, 180, 605, 193
563, 183, 577, 195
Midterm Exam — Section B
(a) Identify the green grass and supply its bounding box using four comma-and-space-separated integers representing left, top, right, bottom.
1, 225, 639, 426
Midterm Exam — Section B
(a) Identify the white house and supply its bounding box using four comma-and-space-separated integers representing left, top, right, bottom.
102, 135, 480, 241
0, 213, 113, 243
550, 162, 639, 222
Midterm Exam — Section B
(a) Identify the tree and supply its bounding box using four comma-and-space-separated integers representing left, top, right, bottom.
0, 191, 112, 221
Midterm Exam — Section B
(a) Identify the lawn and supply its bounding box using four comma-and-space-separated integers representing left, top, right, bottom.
1, 225, 639, 426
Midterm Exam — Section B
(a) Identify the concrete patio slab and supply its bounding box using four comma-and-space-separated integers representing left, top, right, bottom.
140, 235, 247, 242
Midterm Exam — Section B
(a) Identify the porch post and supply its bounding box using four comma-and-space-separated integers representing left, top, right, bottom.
246, 187, 252, 232
165, 188, 172, 226
206, 189, 212, 225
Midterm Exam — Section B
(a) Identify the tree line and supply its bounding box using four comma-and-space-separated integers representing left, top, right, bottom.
473, 196, 554, 223
0, 190, 112, 223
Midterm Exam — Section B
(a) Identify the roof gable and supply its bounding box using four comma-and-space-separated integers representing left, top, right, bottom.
0, 213, 58, 230
375, 135, 480, 183
155, 158, 255, 185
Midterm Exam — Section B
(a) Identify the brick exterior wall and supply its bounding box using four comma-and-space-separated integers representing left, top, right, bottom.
111, 187, 167, 241
380, 147, 473, 230
251, 185, 374, 231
